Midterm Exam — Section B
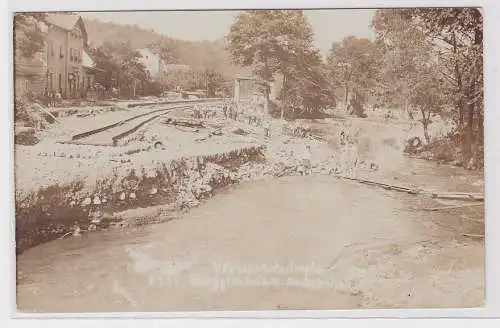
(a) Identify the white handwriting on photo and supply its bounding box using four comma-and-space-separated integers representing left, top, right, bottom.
124, 247, 337, 291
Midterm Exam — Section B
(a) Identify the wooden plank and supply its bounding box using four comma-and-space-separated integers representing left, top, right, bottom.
423, 203, 483, 211
339, 176, 484, 201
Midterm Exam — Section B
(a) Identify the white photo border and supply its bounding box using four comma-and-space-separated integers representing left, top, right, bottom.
3, 0, 499, 324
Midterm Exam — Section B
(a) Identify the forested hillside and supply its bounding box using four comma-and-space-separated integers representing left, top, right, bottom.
83, 18, 251, 78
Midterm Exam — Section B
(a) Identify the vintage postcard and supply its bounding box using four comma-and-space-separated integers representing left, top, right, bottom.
13, 8, 484, 313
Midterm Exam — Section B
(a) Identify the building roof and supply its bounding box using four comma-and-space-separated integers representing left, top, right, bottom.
82, 49, 94, 68
81, 49, 104, 72
46, 13, 80, 30
45, 13, 88, 44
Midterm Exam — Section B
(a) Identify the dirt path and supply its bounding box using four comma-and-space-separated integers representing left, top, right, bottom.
16, 175, 484, 312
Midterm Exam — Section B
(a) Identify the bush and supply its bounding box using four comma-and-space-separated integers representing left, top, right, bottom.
143, 81, 164, 97
14, 98, 30, 122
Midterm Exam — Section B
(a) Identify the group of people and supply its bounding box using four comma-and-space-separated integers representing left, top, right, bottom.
43, 88, 62, 108
295, 123, 360, 178
193, 104, 218, 119
222, 101, 240, 120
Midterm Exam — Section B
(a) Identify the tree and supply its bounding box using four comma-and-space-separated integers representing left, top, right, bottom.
405, 8, 483, 162
227, 10, 318, 117
204, 68, 225, 97
410, 66, 446, 143
90, 41, 150, 98
149, 36, 180, 64
14, 13, 47, 59
327, 36, 380, 116
89, 45, 119, 90
372, 10, 433, 118
282, 51, 335, 118
372, 8, 483, 163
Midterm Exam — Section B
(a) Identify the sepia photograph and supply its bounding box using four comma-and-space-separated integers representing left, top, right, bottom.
13, 7, 484, 313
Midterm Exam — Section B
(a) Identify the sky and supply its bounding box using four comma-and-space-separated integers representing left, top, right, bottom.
81, 9, 376, 56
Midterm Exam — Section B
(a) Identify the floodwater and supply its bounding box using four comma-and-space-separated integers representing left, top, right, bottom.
16, 117, 485, 312
16, 160, 484, 312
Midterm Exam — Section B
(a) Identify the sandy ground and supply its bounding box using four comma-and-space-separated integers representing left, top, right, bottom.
14, 107, 262, 193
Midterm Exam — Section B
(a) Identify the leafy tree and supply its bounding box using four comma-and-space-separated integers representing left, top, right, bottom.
14, 13, 47, 59
372, 8, 483, 162
410, 66, 446, 143
372, 10, 433, 118
89, 46, 119, 90
282, 51, 335, 118
204, 68, 225, 97
90, 41, 150, 98
227, 10, 318, 117
149, 36, 180, 64
326, 36, 380, 116
406, 8, 483, 161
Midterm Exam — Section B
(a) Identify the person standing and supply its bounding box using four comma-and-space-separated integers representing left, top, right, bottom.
43, 88, 49, 107
298, 144, 312, 176
55, 89, 62, 107
263, 120, 271, 138
48, 91, 54, 107
223, 102, 228, 119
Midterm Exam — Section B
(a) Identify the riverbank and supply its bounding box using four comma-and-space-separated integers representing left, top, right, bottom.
14, 111, 484, 254
15, 110, 485, 311
16, 175, 484, 312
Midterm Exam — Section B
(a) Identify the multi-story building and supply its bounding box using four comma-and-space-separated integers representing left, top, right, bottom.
137, 48, 166, 81
14, 13, 98, 99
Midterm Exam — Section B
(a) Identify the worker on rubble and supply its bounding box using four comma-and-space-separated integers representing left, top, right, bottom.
263, 120, 271, 138
298, 144, 312, 176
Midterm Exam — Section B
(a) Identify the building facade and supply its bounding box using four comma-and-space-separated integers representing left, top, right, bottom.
14, 13, 98, 99
137, 48, 166, 81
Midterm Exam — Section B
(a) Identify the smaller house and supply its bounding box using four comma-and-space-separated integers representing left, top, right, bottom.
14, 55, 47, 99
234, 74, 281, 103
81, 49, 101, 94
137, 48, 165, 80
164, 64, 191, 74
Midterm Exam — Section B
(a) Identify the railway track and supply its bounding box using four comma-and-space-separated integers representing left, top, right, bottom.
59, 100, 224, 146
60, 104, 193, 146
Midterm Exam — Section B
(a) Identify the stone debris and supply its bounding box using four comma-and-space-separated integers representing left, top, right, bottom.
93, 196, 101, 205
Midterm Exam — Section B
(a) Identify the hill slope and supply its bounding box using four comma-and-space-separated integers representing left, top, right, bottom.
83, 18, 251, 78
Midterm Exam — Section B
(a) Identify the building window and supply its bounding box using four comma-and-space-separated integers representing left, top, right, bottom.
58, 73, 62, 92
59, 46, 63, 59
49, 42, 54, 57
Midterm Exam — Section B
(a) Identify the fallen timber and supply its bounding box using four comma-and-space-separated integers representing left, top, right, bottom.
340, 176, 484, 201
161, 117, 205, 129
422, 203, 484, 211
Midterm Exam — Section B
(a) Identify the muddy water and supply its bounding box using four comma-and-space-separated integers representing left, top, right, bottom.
16, 117, 485, 312
17, 166, 484, 312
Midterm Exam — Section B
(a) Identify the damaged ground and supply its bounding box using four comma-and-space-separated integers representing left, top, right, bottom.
15, 101, 484, 311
